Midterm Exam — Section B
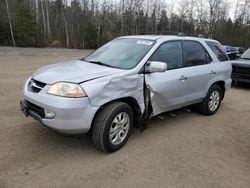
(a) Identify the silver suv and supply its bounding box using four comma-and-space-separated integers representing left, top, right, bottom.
20, 35, 232, 152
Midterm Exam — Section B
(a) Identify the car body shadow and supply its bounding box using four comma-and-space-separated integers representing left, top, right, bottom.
232, 82, 250, 90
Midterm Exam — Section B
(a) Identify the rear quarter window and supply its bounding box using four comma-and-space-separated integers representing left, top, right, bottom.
205, 41, 229, 62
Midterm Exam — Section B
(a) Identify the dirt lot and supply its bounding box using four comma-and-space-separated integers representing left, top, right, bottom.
0, 46, 250, 188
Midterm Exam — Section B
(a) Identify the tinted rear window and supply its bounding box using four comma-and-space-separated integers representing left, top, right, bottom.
206, 41, 229, 61
183, 41, 212, 67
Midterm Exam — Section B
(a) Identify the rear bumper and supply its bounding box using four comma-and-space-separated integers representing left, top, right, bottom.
21, 78, 98, 134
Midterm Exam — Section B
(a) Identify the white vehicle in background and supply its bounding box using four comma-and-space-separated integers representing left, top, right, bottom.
235, 47, 246, 57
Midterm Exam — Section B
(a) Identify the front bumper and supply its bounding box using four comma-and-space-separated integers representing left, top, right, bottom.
21, 78, 98, 134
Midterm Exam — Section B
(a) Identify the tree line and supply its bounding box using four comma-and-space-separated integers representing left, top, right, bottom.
0, 0, 250, 49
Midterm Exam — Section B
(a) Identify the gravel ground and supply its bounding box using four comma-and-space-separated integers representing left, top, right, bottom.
0, 46, 250, 188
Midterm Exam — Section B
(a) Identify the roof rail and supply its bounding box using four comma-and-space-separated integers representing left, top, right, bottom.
140, 31, 186, 36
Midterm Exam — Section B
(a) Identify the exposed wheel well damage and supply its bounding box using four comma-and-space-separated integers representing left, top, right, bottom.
91, 97, 142, 129
213, 81, 225, 99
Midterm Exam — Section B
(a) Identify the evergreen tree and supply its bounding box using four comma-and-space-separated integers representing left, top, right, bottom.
84, 24, 97, 49
0, 0, 249, 49
14, 0, 37, 47
0, 16, 9, 45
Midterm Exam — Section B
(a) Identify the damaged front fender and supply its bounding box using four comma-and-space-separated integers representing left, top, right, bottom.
80, 72, 145, 115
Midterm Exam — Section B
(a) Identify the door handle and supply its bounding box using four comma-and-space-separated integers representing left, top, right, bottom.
210, 70, 216, 75
179, 75, 188, 81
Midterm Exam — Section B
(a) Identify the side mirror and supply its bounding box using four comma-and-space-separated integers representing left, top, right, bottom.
145, 61, 167, 73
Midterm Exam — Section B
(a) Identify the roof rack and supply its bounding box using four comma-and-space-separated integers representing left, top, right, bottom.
140, 31, 186, 36
140, 31, 208, 38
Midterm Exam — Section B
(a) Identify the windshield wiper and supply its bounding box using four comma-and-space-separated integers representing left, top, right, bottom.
85, 60, 117, 68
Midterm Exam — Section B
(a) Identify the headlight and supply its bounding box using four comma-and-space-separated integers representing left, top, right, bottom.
47, 82, 86, 98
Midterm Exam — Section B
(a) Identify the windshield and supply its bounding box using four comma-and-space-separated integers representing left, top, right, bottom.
84, 38, 155, 69
241, 49, 250, 59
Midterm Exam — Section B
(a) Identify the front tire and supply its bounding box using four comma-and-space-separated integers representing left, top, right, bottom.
199, 84, 222, 115
92, 102, 133, 153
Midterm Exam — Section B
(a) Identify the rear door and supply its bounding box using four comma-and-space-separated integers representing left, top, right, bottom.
180, 40, 214, 101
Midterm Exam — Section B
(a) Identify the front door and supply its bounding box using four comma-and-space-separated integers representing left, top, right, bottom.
145, 40, 188, 115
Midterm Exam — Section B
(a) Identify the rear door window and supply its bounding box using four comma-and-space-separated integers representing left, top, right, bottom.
183, 41, 212, 67
205, 41, 229, 61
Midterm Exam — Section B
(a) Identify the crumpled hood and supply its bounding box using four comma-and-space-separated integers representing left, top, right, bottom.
32, 60, 122, 84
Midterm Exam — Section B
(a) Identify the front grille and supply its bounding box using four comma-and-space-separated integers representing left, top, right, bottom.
25, 100, 45, 119
28, 79, 46, 93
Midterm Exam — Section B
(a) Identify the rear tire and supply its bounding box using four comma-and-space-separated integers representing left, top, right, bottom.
92, 102, 133, 153
199, 84, 222, 115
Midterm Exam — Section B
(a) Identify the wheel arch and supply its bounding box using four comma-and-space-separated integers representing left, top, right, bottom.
210, 80, 226, 100
90, 97, 142, 129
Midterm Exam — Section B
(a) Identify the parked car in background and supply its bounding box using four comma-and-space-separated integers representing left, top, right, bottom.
231, 48, 250, 85
223, 45, 238, 60
20, 35, 232, 152
235, 47, 246, 56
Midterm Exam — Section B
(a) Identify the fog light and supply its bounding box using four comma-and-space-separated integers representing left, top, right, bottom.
44, 109, 55, 119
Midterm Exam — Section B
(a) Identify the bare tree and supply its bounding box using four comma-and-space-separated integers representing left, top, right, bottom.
5, 0, 15, 47
178, 0, 190, 32
233, 0, 239, 22
120, 0, 125, 34
41, 0, 47, 40
45, 0, 51, 40
1, 0, 250, 49
36, 0, 39, 23
61, 1, 69, 48
91, 0, 95, 24
238, 0, 250, 24
207, 0, 222, 37
166, 0, 176, 31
